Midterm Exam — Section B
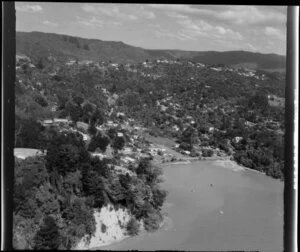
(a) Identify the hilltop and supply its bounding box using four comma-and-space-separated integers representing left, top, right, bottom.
16, 31, 286, 71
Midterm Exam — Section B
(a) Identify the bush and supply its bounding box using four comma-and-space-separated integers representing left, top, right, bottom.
88, 124, 97, 136
179, 142, 192, 151
144, 209, 163, 232
88, 134, 110, 152
126, 217, 140, 236
34, 95, 48, 107
34, 216, 61, 250
101, 223, 107, 233
202, 149, 214, 157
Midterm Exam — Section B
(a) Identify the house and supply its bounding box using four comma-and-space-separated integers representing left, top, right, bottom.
91, 152, 105, 160
107, 120, 114, 126
210, 67, 222, 72
51, 105, 58, 112
54, 118, 70, 124
197, 63, 205, 67
233, 136, 243, 143
172, 125, 180, 132
173, 144, 180, 149
78, 132, 89, 141
104, 145, 113, 158
245, 121, 256, 127
41, 119, 54, 126
117, 112, 125, 119
122, 156, 135, 164
123, 147, 133, 155
16, 55, 31, 63
66, 60, 76, 66
76, 121, 89, 132
14, 148, 45, 159
182, 150, 191, 155
208, 127, 215, 133
160, 105, 168, 112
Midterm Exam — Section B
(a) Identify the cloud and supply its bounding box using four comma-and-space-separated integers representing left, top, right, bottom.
42, 20, 59, 27
245, 43, 257, 52
75, 16, 122, 28
148, 4, 286, 25
154, 29, 195, 41
81, 4, 155, 21
216, 6, 286, 25
82, 4, 137, 20
176, 18, 243, 41
153, 16, 243, 42
16, 4, 43, 13
165, 11, 189, 19
148, 4, 197, 13
264, 26, 285, 40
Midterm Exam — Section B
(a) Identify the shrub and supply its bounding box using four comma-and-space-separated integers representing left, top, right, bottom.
143, 209, 163, 232
202, 149, 214, 157
34, 216, 61, 250
101, 223, 107, 233
126, 217, 140, 236
88, 134, 110, 152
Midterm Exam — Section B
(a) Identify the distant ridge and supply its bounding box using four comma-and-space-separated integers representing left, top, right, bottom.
16, 31, 286, 70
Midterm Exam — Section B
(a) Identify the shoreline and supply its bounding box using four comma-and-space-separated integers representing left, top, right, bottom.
90, 214, 170, 250
158, 157, 268, 176
87, 155, 283, 251
78, 143, 278, 250
145, 135, 273, 178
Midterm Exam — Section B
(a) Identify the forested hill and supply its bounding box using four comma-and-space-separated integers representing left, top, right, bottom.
16, 31, 285, 70
189, 51, 286, 70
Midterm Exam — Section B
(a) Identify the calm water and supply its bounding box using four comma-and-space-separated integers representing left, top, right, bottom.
100, 161, 284, 251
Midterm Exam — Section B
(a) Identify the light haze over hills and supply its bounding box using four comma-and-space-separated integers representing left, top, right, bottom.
16, 31, 286, 70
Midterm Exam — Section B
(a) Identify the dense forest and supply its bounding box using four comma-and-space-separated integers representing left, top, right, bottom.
14, 129, 167, 249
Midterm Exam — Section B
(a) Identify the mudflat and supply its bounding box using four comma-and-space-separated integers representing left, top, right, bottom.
99, 161, 284, 251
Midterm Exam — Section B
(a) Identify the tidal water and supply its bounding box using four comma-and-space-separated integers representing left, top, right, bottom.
100, 161, 284, 251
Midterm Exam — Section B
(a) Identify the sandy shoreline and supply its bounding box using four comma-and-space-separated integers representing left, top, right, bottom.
160, 158, 268, 176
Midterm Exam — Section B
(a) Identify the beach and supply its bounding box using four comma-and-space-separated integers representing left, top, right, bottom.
99, 160, 284, 251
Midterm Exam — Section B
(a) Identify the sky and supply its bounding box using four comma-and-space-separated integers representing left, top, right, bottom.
15, 3, 287, 55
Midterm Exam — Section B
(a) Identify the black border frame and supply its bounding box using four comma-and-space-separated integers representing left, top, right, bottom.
1, 2, 298, 252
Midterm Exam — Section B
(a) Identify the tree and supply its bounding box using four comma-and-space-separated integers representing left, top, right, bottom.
69, 104, 82, 123
82, 103, 94, 117
57, 94, 69, 110
62, 198, 96, 236
34, 95, 48, 107
36, 58, 44, 70
46, 132, 90, 176
110, 84, 117, 93
15, 117, 45, 148
151, 186, 167, 209
34, 216, 60, 250
88, 124, 97, 136
126, 217, 140, 236
107, 127, 117, 140
180, 126, 199, 148
88, 134, 110, 152
112, 136, 125, 151
72, 95, 84, 106
91, 109, 105, 126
